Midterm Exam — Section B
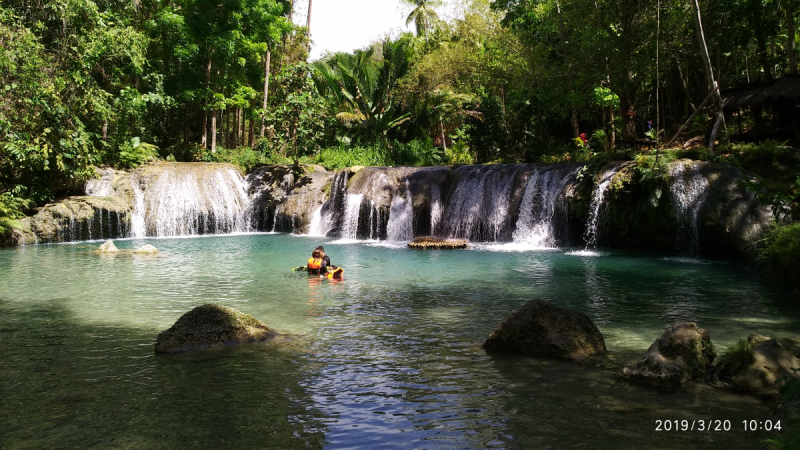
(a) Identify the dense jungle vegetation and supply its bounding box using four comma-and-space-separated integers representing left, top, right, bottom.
1, 0, 799, 263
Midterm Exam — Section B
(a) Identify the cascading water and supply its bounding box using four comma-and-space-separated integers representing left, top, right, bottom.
429, 183, 443, 236
583, 164, 624, 250
669, 162, 709, 255
85, 168, 117, 197
341, 194, 364, 240
308, 171, 348, 237
130, 164, 252, 237
512, 166, 580, 247
386, 182, 413, 242
442, 166, 518, 241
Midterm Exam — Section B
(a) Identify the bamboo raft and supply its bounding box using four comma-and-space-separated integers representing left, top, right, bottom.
407, 237, 468, 250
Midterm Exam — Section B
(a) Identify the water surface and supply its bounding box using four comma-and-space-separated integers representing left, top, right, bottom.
1, 235, 796, 448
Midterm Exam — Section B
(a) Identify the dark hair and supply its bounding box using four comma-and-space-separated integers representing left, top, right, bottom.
315, 246, 325, 252
311, 249, 321, 258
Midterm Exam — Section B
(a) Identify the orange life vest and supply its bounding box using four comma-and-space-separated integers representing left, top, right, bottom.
307, 257, 322, 269
326, 267, 344, 280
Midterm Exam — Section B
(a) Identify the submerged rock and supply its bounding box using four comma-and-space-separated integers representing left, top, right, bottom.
97, 240, 118, 252
133, 244, 158, 253
621, 322, 715, 387
407, 237, 468, 250
155, 304, 277, 353
482, 299, 606, 360
709, 334, 800, 397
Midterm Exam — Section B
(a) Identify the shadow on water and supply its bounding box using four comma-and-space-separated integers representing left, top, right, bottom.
488, 352, 776, 450
0, 299, 325, 449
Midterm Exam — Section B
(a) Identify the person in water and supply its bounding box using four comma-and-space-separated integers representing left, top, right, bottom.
314, 245, 344, 280
307, 249, 325, 275
316, 246, 330, 271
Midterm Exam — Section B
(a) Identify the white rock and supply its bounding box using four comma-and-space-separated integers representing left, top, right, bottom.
97, 240, 118, 252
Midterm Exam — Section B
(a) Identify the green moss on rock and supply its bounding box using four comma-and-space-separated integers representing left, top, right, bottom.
482, 299, 606, 360
154, 304, 277, 354
622, 322, 716, 387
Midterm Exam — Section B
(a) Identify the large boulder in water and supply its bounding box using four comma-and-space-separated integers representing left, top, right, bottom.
622, 322, 716, 387
155, 304, 277, 353
482, 300, 606, 360
708, 334, 800, 397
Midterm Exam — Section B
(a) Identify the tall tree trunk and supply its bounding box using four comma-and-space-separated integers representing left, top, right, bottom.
609, 105, 616, 150
789, 1, 797, 74
691, 0, 724, 155
201, 55, 212, 147
249, 116, 255, 148
260, 50, 271, 138
306, 0, 313, 53
620, 88, 638, 140
570, 107, 579, 138
677, 58, 695, 117
237, 108, 242, 147
440, 115, 447, 152
772, 33, 778, 77
211, 110, 217, 153
756, 34, 772, 80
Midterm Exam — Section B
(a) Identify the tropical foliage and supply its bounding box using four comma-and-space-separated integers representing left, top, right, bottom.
3, 0, 800, 221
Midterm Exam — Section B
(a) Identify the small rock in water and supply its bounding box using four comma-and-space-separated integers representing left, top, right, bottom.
708, 333, 800, 397
97, 240, 118, 252
621, 322, 715, 387
482, 299, 606, 360
133, 244, 158, 254
155, 303, 277, 353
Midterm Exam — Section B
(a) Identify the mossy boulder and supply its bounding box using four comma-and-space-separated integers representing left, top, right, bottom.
155, 304, 277, 354
709, 334, 800, 397
482, 299, 606, 360
622, 322, 716, 387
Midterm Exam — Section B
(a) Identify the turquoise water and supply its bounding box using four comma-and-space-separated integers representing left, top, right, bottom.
1, 234, 797, 448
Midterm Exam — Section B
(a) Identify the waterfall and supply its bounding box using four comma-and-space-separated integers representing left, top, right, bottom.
387, 182, 413, 242
669, 162, 709, 255
85, 168, 117, 197
442, 166, 518, 241
341, 194, 364, 240
430, 183, 443, 236
308, 171, 348, 237
583, 164, 624, 250
130, 164, 252, 237
512, 166, 579, 247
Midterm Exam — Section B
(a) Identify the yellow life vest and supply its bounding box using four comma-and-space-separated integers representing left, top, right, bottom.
307, 257, 322, 269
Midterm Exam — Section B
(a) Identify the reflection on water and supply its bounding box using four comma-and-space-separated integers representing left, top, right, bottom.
0, 235, 796, 448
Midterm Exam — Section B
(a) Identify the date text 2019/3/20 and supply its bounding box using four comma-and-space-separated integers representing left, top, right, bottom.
655, 420, 782, 431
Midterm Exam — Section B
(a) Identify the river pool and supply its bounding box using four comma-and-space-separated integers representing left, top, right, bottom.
1, 234, 796, 448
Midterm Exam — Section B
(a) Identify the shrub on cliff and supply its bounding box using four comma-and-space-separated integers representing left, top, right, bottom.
759, 222, 800, 285
0, 192, 31, 235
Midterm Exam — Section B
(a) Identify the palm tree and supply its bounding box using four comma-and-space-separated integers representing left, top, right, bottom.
312, 38, 414, 140
403, 0, 442, 41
